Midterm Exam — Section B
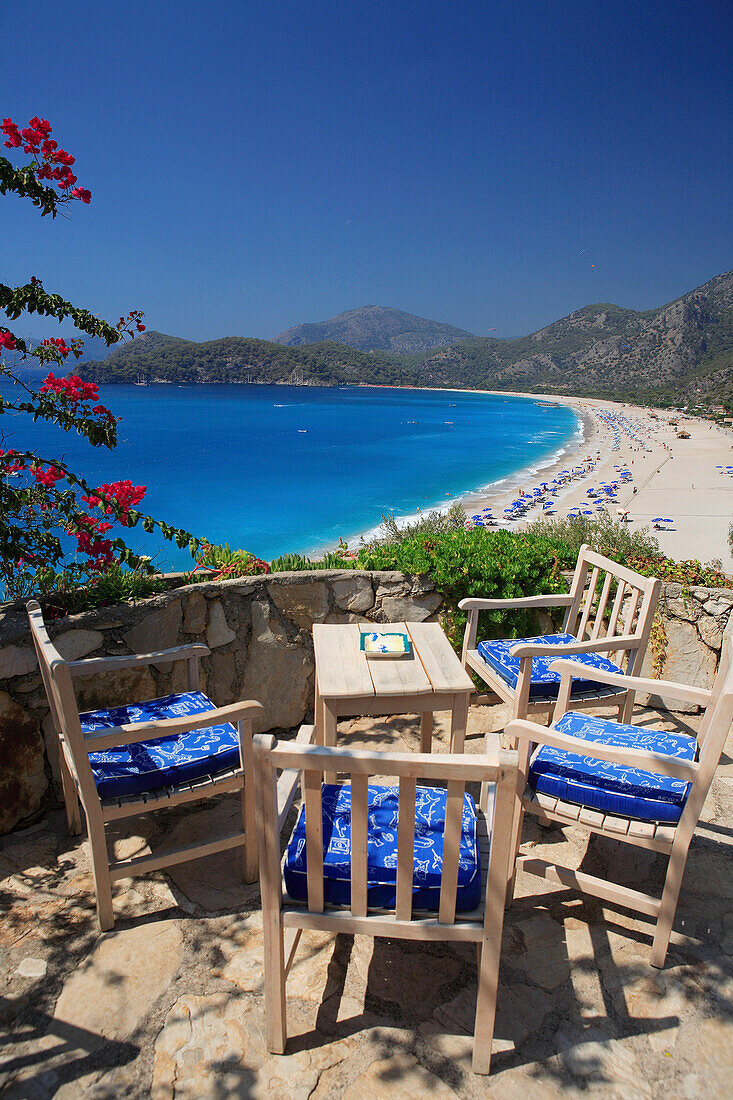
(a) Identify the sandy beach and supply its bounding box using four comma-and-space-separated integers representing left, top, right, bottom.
459, 394, 733, 574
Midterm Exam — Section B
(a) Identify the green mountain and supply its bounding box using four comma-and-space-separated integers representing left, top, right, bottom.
272, 305, 475, 352
78, 271, 733, 406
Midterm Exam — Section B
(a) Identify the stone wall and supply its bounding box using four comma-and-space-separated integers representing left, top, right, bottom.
641, 583, 733, 711
0, 571, 442, 833
0, 570, 731, 834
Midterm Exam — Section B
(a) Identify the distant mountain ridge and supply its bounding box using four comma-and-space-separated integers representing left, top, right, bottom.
272, 305, 475, 352
78, 270, 733, 407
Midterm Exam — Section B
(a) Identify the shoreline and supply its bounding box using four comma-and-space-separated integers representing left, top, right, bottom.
310, 390, 595, 555
310, 387, 733, 572
306, 390, 588, 556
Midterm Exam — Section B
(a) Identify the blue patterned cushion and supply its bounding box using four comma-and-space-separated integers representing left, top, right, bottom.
284, 784, 482, 912
81, 690, 241, 799
477, 632, 623, 700
529, 711, 697, 823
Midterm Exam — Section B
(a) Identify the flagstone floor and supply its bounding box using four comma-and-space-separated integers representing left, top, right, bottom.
1, 702, 732, 1099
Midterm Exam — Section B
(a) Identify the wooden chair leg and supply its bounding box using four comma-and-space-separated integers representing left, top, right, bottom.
506, 745, 531, 903
505, 801, 525, 905
651, 841, 690, 968
472, 934, 501, 1074
240, 721, 258, 883
620, 690, 634, 724
263, 918, 287, 1053
87, 810, 114, 932
59, 751, 82, 836
242, 786, 258, 884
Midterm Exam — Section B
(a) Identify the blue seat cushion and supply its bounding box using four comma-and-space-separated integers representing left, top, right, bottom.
477, 632, 623, 700
81, 690, 241, 799
529, 711, 697, 823
284, 783, 482, 912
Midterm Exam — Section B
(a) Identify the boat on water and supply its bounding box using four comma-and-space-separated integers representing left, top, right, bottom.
538, 401, 560, 407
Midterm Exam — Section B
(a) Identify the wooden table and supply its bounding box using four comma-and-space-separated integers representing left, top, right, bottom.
312, 622, 474, 765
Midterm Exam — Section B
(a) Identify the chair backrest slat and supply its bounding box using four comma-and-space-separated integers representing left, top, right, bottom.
395, 776, 417, 920
591, 572, 614, 640
303, 770, 324, 913
438, 778, 466, 925
26, 600, 96, 800
563, 547, 591, 633
350, 772, 369, 918
562, 549, 659, 673
260, 741, 513, 929
623, 586, 641, 640
577, 566, 600, 638
605, 579, 626, 642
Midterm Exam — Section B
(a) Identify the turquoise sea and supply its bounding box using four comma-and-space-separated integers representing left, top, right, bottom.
1, 382, 579, 568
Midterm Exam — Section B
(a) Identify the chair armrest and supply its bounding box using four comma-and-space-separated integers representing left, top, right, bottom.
510, 634, 643, 658
458, 593, 573, 612
83, 700, 264, 752
548, 659, 712, 708
69, 644, 211, 677
275, 724, 318, 832
506, 718, 699, 783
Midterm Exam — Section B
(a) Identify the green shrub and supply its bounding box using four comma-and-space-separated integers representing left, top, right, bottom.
40, 565, 167, 618
525, 513, 660, 561
187, 542, 269, 580
625, 556, 732, 588
356, 527, 573, 651
361, 503, 468, 547
269, 549, 358, 572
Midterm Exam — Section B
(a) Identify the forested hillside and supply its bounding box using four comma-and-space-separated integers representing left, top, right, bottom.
273, 304, 474, 352
78, 270, 733, 406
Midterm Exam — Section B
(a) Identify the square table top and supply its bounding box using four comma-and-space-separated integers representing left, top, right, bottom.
313, 621, 473, 700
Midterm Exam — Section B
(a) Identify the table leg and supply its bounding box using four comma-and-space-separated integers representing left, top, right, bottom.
323, 700, 338, 785
420, 711, 433, 754
314, 679, 325, 746
449, 692, 469, 754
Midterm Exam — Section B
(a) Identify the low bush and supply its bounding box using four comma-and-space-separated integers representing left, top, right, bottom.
186, 543, 270, 581
525, 512, 661, 561
356, 527, 573, 650
625, 556, 732, 588
38, 564, 167, 618
361, 503, 468, 547
269, 548, 358, 573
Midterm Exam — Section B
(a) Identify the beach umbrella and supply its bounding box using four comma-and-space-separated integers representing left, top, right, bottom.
582, 510, 593, 515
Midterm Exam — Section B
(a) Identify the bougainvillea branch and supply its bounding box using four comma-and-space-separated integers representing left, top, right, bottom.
0, 116, 199, 600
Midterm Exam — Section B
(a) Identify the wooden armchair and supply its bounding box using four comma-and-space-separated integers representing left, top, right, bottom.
460, 544, 661, 726
505, 620, 733, 967
254, 728, 518, 1074
27, 599, 263, 931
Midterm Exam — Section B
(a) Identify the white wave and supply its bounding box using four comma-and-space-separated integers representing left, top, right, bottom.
305, 406, 586, 556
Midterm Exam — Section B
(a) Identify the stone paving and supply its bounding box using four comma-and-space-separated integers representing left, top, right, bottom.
1, 702, 732, 1099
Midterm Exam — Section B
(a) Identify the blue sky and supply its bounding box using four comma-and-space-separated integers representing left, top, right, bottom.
2, 0, 732, 345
